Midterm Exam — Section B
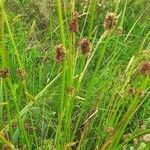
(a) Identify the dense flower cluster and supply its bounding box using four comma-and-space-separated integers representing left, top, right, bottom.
0, 67, 10, 78
79, 38, 91, 55
104, 12, 118, 30
69, 11, 79, 33
140, 61, 150, 75
55, 44, 66, 63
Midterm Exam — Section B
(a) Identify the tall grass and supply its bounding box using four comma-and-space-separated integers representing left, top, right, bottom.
0, 0, 149, 149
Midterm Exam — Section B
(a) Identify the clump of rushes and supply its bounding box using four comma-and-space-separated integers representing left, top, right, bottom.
55, 44, 66, 63
0, 67, 10, 78
103, 12, 118, 31
79, 38, 91, 55
16, 68, 26, 80
140, 61, 150, 75
69, 11, 79, 33
128, 87, 136, 95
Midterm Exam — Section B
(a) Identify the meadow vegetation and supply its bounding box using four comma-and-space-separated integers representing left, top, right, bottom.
0, 0, 150, 149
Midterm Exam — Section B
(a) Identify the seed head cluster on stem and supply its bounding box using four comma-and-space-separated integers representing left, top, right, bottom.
140, 61, 150, 75
69, 11, 79, 33
0, 67, 10, 78
79, 38, 91, 55
55, 44, 66, 63
103, 12, 118, 31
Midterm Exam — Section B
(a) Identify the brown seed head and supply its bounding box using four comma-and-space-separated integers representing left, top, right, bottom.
3, 67, 10, 78
80, 38, 91, 55
69, 18, 78, 33
55, 44, 66, 63
16, 68, 26, 79
128, 87, 136, 95
104, 12, 118, 31
140, 61, 150, 75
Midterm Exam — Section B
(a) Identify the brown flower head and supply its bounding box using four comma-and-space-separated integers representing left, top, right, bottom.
140, 61, 150, 75
55, 44, 66, 63
69, 18, 78, 33
104, 12, 118, 31
79, 38, 91, 55
128, 87, 136, 95
16, 68, 26, 79
3, 67, 10, 78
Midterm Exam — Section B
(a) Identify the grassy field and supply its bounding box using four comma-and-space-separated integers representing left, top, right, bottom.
0, 0, 150, 149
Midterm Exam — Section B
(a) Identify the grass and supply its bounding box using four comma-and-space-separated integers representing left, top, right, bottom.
0, 0, 150, 149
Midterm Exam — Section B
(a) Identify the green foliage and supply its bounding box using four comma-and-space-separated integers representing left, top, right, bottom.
0, 0, 149, 149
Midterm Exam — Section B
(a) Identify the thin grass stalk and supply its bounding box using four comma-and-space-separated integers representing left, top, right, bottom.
120, 0, 127, 27
0, 0, 6, 120
114, 0, 121, 14
55, 0, 67, 147
64, 0, 76, 143
87, 0, 98, 38
4, 83, 14, 141
74, 2, 92, 75
0, 1, 23, 68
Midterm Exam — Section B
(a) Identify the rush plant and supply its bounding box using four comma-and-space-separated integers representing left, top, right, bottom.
0, 0, 149, 150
